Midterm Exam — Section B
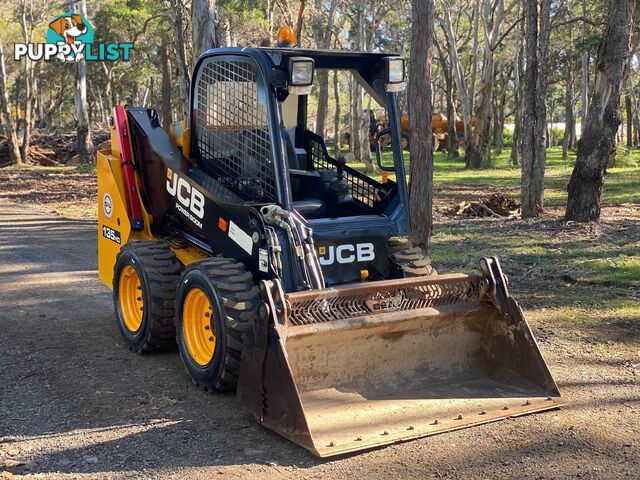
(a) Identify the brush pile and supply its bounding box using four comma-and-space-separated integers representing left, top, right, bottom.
0, 129, 109, 166
450, 193, 519, 218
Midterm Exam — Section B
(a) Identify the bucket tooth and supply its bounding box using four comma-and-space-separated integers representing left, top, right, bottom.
238, 258, 566, 457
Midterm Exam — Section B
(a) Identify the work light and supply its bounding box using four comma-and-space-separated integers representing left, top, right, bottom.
385, 57, 406, 92
288, 57, 314, 94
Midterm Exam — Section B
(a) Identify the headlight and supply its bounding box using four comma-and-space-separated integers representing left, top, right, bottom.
289, 57, 314, 86
385, 57, 406, 92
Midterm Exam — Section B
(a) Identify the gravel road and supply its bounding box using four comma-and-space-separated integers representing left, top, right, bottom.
1, 199, 638, 479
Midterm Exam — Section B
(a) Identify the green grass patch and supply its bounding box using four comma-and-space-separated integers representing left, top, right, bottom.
351, 146, 640, 206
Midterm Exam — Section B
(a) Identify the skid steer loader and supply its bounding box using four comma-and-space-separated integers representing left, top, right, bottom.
97, 30, 565, 457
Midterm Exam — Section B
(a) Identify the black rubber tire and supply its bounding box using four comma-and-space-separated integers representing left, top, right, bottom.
388, 236, 437, 277
175, 257, 260, 392
113, 240, 182, 353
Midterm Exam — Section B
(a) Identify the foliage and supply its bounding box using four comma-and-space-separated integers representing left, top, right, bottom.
550, 127, 565, 147
502, 128, 513, 147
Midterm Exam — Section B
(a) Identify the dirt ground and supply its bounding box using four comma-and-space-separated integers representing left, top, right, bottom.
0, 169, 639, 479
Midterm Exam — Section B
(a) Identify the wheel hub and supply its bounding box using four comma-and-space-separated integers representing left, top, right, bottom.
182, 287, 216, 366
118, 265, 144, 333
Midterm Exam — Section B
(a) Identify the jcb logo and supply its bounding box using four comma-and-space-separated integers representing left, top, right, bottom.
318, 243, 375, 265
166, 169, 205, 219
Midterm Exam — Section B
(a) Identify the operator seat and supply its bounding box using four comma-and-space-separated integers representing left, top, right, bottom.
282, 129, 324, 218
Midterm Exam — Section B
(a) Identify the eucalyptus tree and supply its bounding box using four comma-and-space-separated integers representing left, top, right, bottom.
408, 0, 435, 249
520, 0, 551, 218
566, 0, 635, 221
438, 0, 474, 164
73, 0, 94, 165
464, 0, 516, 168
0, 42, 21, 166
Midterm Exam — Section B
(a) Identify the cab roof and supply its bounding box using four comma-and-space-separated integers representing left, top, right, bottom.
257, 47, 402, 69
195, 46, 404, 106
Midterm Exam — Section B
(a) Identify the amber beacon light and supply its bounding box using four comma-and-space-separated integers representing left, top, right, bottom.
277, 26, 297, 47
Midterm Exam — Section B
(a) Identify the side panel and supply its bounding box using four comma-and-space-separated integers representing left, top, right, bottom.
97, 150, 132, 288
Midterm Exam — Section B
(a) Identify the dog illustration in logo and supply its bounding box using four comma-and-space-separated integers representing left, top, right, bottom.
48, 15, 88, 62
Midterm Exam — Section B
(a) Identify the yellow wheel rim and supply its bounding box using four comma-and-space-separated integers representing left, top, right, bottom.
118, 265, 144, 333
182, 287, 216, 367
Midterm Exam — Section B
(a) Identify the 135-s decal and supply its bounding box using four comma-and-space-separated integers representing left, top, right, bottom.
102, 226, 121, 244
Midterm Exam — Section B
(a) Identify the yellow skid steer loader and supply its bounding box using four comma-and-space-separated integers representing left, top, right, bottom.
97, 31, 564, 457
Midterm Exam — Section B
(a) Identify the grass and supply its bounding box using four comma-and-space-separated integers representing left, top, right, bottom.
5, 146, 640, 348
350, 146, 640, 206
350, 146, 640, 348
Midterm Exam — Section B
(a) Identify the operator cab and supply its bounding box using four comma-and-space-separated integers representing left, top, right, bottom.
187, 32, 410, 234
261, 44, 408, 222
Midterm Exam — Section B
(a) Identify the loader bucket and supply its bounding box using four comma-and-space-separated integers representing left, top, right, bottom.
238, 257, 565, 457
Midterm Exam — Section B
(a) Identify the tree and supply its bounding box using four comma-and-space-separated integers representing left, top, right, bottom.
562, 34, 577, 160
439, 2, 474, 164
565, 0, 635, 222
0, 42, 21, 166
625, 91, 633, 148
349, 0, 374, 173
74, 0, 94, 165
192, 0, 219, 62
18, 0, 35, 163
520, 0, 551, 218
160, 37, 173, 131
465, 0, 514, 168
434, 35, 459, 157
579, 0, 589, 122
294, 0, 307, 42
408, 0, 435, 249
510, 0, 524, 166
311, 0, 338, 137
167, 0, 191, 118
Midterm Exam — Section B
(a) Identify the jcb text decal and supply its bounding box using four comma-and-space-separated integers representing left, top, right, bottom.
166, 169, 205, 228
318, 243, 375, 265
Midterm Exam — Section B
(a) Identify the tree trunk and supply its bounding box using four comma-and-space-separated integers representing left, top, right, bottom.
161, 37, 173, 131
19, 1, 33, 164
33, 66, 44, 127
520, 0, 551, 218
580, 0, 589, 124
350, 0, 373, 172
466, 47, 494, 168
547, 97, 554, 147
633, 91, 640, 146
0, 43, 21, 166
192, 0, 218, 63
510, 0, 524, 166
445, 64, 458, 157
312, 0, 337, 137
408, 0, 435, 250
294, 0, 307, 43
493, 77, 506, 156
441, 11, 473, 161
565, 0, 635, 222
434, 35, 457, 157
625, 94, 632, 148
351, 81, 363, 158
169, 0, 191, 118
469, 0, 481, 114
74, 0, 94, 165
333, 69, 341, 157
562, 48, 576, 159
465, 0, 509, 168
315, 70, 329, 136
